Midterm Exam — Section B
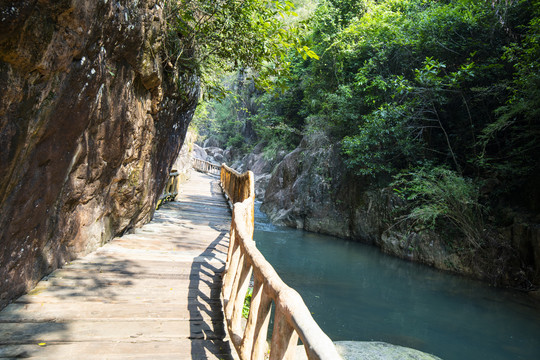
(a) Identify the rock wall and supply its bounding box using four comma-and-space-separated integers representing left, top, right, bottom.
262, 133, 540, 290
262, 133, 374, 238
0, 0, 199, 308
173, 130, 196, 184
230, 143, 286, 200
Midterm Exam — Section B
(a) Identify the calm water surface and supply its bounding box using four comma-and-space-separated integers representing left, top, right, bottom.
254, 204, 540, 360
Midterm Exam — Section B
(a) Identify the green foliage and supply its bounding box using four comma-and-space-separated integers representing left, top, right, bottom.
476, 1, 540, 182
242, 287, 253, 319
283, 0, 533, 183
192, 55, 307, 156
164, 0, 319, 93
342, 104, 418, 176
188, 0, 538, 287
392, 164, 486, 249
194, 0, 537, 231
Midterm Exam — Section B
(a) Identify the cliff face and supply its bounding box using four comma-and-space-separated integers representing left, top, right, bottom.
0, 0, 199, 308
262, 134, 381, 240
262, 134, 540, 290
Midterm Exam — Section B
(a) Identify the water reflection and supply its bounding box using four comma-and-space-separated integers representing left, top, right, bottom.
254, 203, 540, 360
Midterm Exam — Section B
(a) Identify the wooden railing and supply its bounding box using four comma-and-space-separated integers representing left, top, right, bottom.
156, 170, 179, 209
220, 164, 255, 207
192, 157, 221, 175
220, 165, 342, 360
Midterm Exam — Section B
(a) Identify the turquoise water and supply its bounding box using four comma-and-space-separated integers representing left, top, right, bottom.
254, 204, 540, 360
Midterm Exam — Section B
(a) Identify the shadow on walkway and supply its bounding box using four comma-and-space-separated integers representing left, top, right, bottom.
189, 230, 235, 359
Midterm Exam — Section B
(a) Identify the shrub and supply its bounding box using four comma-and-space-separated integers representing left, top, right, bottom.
392, 164, 486, 249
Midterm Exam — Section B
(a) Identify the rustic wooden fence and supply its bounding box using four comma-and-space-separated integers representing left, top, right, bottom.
156, 170, 179, 208
192, 157, 221, 175
220, 165, 342, 360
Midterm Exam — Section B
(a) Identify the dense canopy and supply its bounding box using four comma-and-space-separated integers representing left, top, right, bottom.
189, 0, 539, 269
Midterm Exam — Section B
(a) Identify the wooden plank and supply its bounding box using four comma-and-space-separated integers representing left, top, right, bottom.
175, 197, 230, 207
108, 235, 230, 249
49, 264, 226, 278
0, 339, 234, 360
91, 248, 227, 264
0, 320, 227, 342
0, 302, 224, 322
44, 269, 222, 282
15, 279, 220, 304
49, 263, 224, 279
19, 275, 222, 291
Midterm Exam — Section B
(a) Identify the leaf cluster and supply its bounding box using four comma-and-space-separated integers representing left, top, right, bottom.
392, 164, 486, 249
164, 0, 319, 94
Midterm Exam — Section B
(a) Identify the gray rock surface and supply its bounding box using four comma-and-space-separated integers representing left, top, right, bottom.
203, 136, 222, 148
295, 341, 442, 360
173, 131, 196, 183
261, 133, 472, 275
335, 341, 443, 360
192, 144, 207, 161
204, 146, 227, 164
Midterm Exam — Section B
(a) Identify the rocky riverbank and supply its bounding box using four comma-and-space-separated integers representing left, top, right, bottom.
261, 133, 540, 292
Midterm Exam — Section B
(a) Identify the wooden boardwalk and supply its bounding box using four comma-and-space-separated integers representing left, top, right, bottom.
0, 172, 234, 359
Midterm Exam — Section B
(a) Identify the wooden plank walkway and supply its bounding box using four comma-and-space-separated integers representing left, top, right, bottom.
0, 171, 234, 359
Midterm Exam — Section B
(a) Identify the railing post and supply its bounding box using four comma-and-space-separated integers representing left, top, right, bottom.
231, 257, 253, 335
192, 158, 221, 175
157, 170, 180, 208
240, 277, 272, 360
269, 303, 299, 360
223, 239, 241, 313
226, 251, 247, 319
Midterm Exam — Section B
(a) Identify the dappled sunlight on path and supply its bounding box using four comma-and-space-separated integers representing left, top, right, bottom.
0, 171, 234, 359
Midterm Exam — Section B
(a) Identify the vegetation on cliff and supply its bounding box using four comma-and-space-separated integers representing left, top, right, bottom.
164, 0, 319, 96
193, 0, 539, 288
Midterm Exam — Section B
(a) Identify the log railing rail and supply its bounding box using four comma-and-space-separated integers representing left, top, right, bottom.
156, 170, 179, 208
220, 165, 342, 360
220, 163, 255, 207
192, 157, 221, 175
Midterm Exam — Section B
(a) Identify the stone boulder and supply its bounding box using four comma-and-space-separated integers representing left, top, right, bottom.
203, 136, 221, 148
247, 152, 273, 175
336, 341, 442, 360
254, 173, 272, 200
204, 146, 227, 164
230, 144, 288, 200
192, 143, 207, 161
262, 134, 353, 237
204, 146, 224, 158
296, 342, 442, 360
173, 130, 197, 183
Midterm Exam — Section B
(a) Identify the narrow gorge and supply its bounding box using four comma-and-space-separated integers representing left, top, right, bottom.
1, 1, 539, 358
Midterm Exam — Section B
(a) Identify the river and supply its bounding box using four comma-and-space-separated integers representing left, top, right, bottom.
254, 203, 540, 360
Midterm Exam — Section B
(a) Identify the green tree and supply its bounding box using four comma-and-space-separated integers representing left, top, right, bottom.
164, 0, 319, 93
392, 164, 486, 249
477, 0, 540, 186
